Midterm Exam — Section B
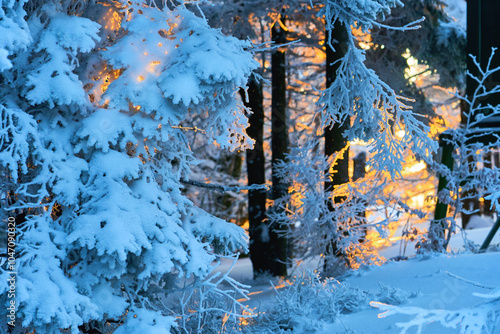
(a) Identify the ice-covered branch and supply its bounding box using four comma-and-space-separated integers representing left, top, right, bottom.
372, 290, 500, 334
318, 32, 437, 175
180, 178, 268, 193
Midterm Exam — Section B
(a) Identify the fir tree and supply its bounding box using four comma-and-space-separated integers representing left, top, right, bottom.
0, 1, 257, 332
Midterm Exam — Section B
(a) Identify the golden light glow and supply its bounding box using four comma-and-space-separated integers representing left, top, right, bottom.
268, 13, 288, 32
137, 76, 145, 82
402, 161, 427, 175
351, 24, 373, 50
403, 49, 431, 84
101, 7, 122, 31
101, 75, 110, 93
349, 138, 371, 146
128, 102, 141, 113
90, 62, 122, 106
370, 236, 403, 248
221, 313, 230, 328
238, 308, 255, 327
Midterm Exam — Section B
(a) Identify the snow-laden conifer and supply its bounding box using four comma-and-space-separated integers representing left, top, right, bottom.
0, 1, 257, 333
319, 0, 437, 174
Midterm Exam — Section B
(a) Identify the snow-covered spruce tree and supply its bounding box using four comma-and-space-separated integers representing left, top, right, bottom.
319, 0, 437, 174
0, 1, 258, 333
365, 0, 466, 121
270, 0, 437, 271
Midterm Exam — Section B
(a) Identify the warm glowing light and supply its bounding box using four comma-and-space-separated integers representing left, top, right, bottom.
402, 161, 426, 175
101, 75, 110, 93
236, 280, 289, 303
371, 236, 403, 247
351, 25, 373, 50
137, 76, 145, 82
238, 308, 255, 327
221, 313, 229, 328
349, 138, 371, 146
289, 183, 306, 209
129, 103, 141, 112
403, 48, 430, 84
92, 66, 122, 106
100, 6, 122, 32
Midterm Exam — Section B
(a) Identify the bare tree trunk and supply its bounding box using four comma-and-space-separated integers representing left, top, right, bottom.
241, 77, 271, 277
353, 152, 367, 242
324, 20, 350, 271
268, 18, 288, 277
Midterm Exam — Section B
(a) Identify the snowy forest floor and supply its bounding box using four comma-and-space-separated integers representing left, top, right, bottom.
215, 226, 500, 333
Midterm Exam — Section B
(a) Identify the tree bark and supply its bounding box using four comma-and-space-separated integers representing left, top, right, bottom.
324, 20, 350, 268
268, 18, 288, 277
241, 77, 271, 277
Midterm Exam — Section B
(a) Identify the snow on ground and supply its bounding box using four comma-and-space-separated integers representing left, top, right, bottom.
215, 226, 500, 333
325, 251, 500, 333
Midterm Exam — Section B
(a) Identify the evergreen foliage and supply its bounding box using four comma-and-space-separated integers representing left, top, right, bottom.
0, 1, 257, 332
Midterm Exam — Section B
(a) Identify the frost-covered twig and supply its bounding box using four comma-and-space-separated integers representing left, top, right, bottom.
172, 254, 255, 333
249, 39, 301, 53
444, 271, 495, 290
372, 294, 500, 334
425, 48, 500, 250
269, 139, 403, 269
180, 178, 269, 193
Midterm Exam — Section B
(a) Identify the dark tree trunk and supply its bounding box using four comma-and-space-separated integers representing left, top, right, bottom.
267, 18, 288, 277
461, 0, 500, 229
353, 152, 366, 182
240, 77, 272, 278
324, 20, 350, 268
325, 20, 349, 194
219, 152, 243, 217
353, 152, 367, 242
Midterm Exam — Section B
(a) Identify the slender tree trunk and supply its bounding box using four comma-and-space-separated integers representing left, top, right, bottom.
460, 1, 480, 229
324, 20, 350, 269
240, 78, 271, 277
232, 0, 274, 277
353, 151, 367, 242
219, 152, 243, 217
267, 18, 288, 277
